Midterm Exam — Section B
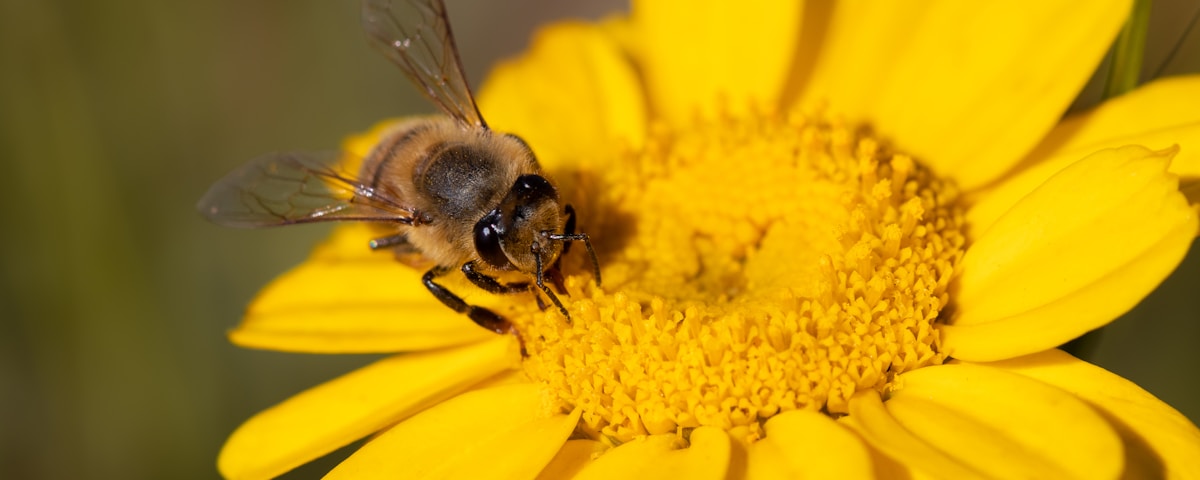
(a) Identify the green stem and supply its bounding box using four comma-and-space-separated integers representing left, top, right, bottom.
1104, 0, 1153, 99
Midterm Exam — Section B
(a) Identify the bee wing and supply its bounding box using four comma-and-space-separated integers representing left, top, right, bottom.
362, 0, 487, 129
198, 151, 418, 228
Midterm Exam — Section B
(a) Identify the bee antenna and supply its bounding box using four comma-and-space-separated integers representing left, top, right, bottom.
547, 232, 601, 287
550, 204, 601, 286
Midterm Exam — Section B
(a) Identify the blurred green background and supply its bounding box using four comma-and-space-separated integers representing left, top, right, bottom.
0, 1, 1196, 478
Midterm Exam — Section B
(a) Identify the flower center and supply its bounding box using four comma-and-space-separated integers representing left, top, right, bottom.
514, 112, 966, 443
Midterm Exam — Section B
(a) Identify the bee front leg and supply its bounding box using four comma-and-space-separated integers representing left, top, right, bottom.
463, 260, 560, 314
461, 261, 529, 294
531, 244, 572, 322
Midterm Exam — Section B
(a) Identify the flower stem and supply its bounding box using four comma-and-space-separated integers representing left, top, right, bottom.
1104, 0, 1152, 99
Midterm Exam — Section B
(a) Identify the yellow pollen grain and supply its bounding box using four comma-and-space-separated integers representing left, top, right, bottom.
514, 112, 966, 444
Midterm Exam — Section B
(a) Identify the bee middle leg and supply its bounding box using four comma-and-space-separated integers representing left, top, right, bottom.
422, 265, 514, 337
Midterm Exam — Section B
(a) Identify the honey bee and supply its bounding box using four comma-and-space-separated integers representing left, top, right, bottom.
198, 0, 600, 345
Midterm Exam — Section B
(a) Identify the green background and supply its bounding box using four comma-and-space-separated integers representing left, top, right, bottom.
1, 1, 1196, 478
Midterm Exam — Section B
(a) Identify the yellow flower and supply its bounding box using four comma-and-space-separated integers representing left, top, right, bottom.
218, 1, 1200, 478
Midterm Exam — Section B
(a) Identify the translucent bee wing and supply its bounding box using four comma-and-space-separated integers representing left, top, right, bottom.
197, 151, 418, 228
362, 0, 488, 129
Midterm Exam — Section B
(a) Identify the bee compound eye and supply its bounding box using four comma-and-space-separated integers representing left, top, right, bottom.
512, 174, 557, 202
473, 209, 511, 269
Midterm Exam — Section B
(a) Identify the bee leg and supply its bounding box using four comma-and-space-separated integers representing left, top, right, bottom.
422, 266, 527, 355
560, 205, 578, 256
532, 244, 572, 322
368, 233, 409, 250
370, 233, 428, 263
462, 260, 559, 318
461, 261, 529, 294
545, 268, 567, 295
549, 205, 602, 287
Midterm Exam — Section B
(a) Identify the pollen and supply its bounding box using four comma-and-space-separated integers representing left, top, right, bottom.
514, 111, 967, 444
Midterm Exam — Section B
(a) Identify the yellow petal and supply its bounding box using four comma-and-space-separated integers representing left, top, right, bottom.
573, 434, 677, 479
799, 0, 1131, 190
575, 427, 731, 480
946, 145, 1198, 361
795, 1, 935, 118
885, 363, 1124, 479
742, 437, 791, 480
217, 338, 513, 480
326, 384, 568, 477
231, 225, 495, 353
1026, 75, 1200, 179
753, 409, 873, 479
980, 349, 1200, 480
969, 76, 1200, 237
845, 390, 983, 479
477, 22, 646, 172
422, 408, 583, 479
536, 439, 607, 480
325, 383, 570, 479
838, 417, 939, 480
631, 0, 800, 124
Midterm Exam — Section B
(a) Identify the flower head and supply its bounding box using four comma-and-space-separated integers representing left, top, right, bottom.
219, 1, 1200, 478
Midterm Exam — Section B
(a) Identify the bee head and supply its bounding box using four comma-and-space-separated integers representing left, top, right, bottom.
472, 174, 563, 273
